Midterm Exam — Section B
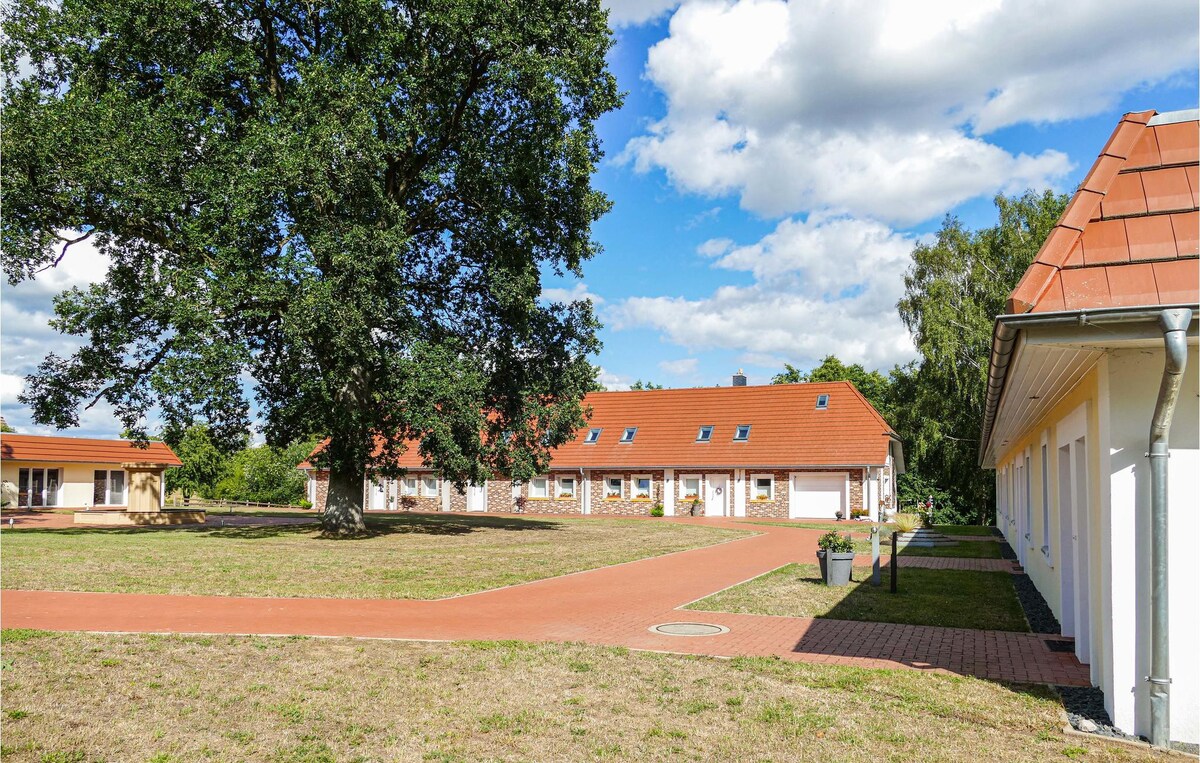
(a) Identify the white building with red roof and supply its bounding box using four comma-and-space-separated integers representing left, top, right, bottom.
981, 108, 1198, 746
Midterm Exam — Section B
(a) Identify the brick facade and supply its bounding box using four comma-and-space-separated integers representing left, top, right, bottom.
743, 469, 789, 519
589, 470, 664, 517
517, 472, 584, 515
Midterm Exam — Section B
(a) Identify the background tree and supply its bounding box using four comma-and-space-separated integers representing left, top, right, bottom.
214, 438, 318, 506
164, 424, 229, 505
3, 0, 622, 535
0, 419, 15, 433
629, 380, 664, 390
772, 356, 894, 422
896, 190, 1067, 523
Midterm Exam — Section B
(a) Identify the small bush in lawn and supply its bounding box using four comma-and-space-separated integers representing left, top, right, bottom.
893, 513, 919, 533
650, 503, 665, 517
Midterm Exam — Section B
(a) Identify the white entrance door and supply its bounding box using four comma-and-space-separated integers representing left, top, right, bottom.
466, 483, 487, 512
704, 474, 729, 517
368, 479, 387, 511
789, 473, 846, 519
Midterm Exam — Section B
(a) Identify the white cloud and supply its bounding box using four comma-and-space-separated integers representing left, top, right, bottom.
596, 367, 634, 391
612, 216, 921, 370
605, 0, 682, 27
541, 282, 606, 306
0, 373, 25, 407
624, 0, 1197, 223
658, 357, 699, 376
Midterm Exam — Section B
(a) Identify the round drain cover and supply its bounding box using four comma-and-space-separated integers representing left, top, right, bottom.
650, 622, 729, 636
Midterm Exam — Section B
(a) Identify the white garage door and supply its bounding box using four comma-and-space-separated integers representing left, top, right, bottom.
789, 473, 847, 519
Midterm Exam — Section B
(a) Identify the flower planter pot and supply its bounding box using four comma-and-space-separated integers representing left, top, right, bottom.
816, 550, 855, 586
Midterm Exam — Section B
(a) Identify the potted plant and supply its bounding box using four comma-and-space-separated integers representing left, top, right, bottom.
834, 510, 845, 521
816, 531, 855, 586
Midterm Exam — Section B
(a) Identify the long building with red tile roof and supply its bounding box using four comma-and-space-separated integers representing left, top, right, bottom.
301, 376, 904, 521
980, 108, 1199, 746
1, 433, 181, 510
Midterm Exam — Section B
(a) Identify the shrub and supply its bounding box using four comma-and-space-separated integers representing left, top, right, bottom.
893, 513, 919, 533
850, 507, 868, 520
816, 531, 854, 553
297, 498, 313, 510
650, 503, 664, 517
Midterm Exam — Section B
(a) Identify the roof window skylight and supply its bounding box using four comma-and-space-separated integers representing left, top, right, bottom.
696, 425, 713, 442
584, 428, 602, 444
816, 394, 829, 410
733, 425, 751, 441
620, 427, 637, 443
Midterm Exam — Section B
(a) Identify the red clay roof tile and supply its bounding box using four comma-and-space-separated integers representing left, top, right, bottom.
1034, 226, 1084, 267
1126, 128, 1162, 169
1170, 211, 1199, 255
1060, 267, 1111, 310
1063, 240, 1086, 267
1153, 122, 1200, 165
1080, 154, 1126, 194
1059, 191, 1104, 232
1030, 277, 1066, 313
1124, 215, 1180, 261
1099, 173, 1147, 217
1080, 218, 1130, 265
0, 435, 182, 466
1104, 262, 1159, 306
1151, 258, 1200, 304
1184, 164, 1199, 208
1140, 166, 1193, 212
1007, 262, 1059, 314
1099, 119, 1147, 160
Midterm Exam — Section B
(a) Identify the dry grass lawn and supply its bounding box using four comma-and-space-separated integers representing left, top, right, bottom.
687, 563, 1028, 631
0, 629, 1168, 763
1, 514, 745, 599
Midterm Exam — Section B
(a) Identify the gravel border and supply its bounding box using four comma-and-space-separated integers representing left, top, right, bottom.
1011, 572, 1061, 634
1057, 686, 1141, 742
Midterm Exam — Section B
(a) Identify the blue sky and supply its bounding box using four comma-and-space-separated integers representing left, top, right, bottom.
2, 0, 1197, 436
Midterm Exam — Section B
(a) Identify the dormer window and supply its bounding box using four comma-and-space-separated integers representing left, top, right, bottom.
696, 425, 713, 442
584, 428, 602, 444
620, 427, 637, 443
733, 425, 751, 441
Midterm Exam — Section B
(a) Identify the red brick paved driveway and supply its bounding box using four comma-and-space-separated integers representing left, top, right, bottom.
0, 515, 1088, 686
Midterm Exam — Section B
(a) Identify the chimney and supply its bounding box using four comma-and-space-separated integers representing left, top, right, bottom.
732, 369, 747, 387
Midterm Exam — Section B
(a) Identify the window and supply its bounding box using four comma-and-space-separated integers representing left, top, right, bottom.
557, 476, 576, 499
752, 475, 774, 501
633, 475, 652, 500
93, 469, 126, 506
529, 476, 549, 499
605, 476, 623, 499
679, 475, 701, 501
421, 475, 439, 498
733, 424, 751, 441
401, 477, 419, 496
816, 394, 829, 409
18, 468, 60, 508
584, 428, 602, 444
696, 425, 713, 442
619, 427, 637, 443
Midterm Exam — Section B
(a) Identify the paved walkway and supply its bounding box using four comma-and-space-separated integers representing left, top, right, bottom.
887, 556, 1019, 573
0, 515, 1087, 686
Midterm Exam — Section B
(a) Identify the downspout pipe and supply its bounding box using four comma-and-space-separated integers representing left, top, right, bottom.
1147, 307, 1191, 749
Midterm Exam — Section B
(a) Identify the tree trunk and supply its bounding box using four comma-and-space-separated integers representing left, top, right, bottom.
322, 465, 367, 537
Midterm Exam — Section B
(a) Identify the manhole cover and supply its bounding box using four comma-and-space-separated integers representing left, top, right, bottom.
650, 622, 729, 637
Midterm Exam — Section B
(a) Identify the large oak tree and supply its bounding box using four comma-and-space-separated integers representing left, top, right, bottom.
2, 0, 621, 534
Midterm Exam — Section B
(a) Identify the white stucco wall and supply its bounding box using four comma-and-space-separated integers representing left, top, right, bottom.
1103, 346, 1198, 744
0, 461, 130, 508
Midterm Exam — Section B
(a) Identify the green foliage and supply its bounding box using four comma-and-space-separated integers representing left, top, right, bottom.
629, 380, 665, 390
816, 531, 854, 553
896, 471, 965, 525
650, 502, 664, 517
772, 356, 894, 422
214, 439, 319, 506
164, 424, 229, 501
3, 0, 621, 534
0, 419, 15, 433
896, 190, 1068, 523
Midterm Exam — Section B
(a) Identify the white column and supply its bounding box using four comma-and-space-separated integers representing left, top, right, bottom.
663, 469, 675, 516
582, 470, 591, 515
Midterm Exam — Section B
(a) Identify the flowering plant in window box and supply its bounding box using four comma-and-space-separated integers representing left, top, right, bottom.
558, 492, 574, 499
755, 492, 771, 501
683, 493, 699, 501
